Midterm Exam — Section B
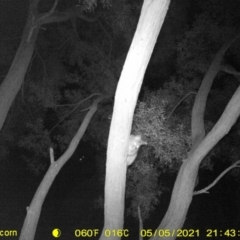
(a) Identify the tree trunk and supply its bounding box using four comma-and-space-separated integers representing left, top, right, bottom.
150, 36, 240, 240
0, 7, 39, 130
19, 96, 104, 240
99, 1, 170, 240
0, 0, 96, 131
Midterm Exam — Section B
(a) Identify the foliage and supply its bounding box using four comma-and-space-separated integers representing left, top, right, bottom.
0, 0, 141, 173
134, 80, 195, 167
18, 119, 51, 175
63, 39, 117, 95
77, 0, 112, 11
125, 11, 240, 216
18, 3, 133, 172
176, 0, 240, 81
0, 127, 14, 162
126, 79, 198, 219
2, 0, 240, 231
174, 0, 240, 171
126, 160, 162, 220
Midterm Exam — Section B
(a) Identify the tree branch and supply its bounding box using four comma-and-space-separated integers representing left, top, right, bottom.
191, 35, 240, 150
49, 93, 102, 133
194, 160, 240, 195
138, 205, 143, 240
220, 64, 240, 76
166, 92, 196, 120
49, 147, 54, 164
35, 0, 59, 25
37, 7, 98, 26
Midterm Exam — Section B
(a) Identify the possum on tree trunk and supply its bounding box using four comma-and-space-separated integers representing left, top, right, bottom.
127, 135, 147, 166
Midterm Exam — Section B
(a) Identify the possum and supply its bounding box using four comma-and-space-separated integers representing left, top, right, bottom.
126, 135, 147, 166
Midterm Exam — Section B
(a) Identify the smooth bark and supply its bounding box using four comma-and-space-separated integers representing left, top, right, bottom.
100, 1, 170, 239
19, 95, 104, 240
0, 0, 96, 131
151, 36, 240, 240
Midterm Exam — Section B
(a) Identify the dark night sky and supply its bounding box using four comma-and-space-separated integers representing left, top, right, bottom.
0, 0, 27, 34
0, 1, 240, 240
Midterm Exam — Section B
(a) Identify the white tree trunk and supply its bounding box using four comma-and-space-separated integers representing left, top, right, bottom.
100, 1, 170, 239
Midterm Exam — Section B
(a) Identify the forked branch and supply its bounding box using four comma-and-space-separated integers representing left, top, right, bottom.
194, 160, 240, 195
